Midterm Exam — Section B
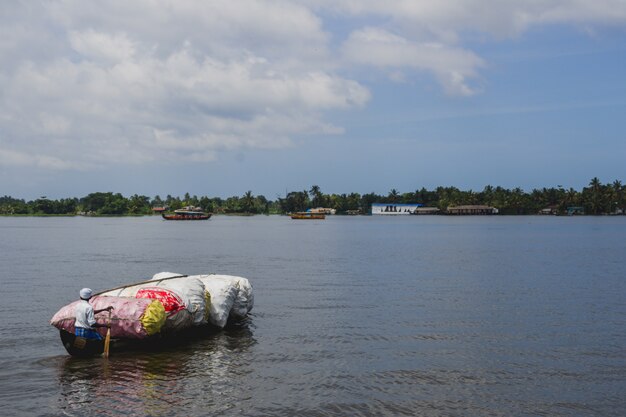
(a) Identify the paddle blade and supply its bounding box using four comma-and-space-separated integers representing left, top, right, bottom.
103, 328, 111, 358
103, 309, 112, 358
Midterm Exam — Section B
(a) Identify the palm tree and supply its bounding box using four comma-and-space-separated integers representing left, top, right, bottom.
560, 187, 579, 213
388, 189, 399, 203
612, 180, 623, 213
309, 185, 324, 207
465, 190, 477, 205
242, 191, 254, 214
152, 195, 163, 207
612, 180, 622, 193
481, 185, 494, 206
508, 187, 524, 214
588, 177, 603, 214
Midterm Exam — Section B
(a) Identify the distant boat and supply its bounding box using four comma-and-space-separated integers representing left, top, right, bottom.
290, 212, 325, 220
162, 206, 211, 220
308, 207, 336, 215
410, 207, 441, 215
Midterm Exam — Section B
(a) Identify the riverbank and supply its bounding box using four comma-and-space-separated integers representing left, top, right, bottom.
2, 178, 625, 217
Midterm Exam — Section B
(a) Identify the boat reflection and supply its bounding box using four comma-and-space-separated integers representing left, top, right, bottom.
56, 322, 256, 416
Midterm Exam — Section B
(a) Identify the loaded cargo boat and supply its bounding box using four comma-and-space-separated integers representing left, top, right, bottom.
290, 211, 325, 219
162, 206, 212, 220
51, 272, 253, 357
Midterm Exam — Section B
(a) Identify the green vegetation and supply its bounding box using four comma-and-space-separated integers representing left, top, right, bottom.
279, 178, 625, 215
1, 178, 624, 216
0, 191, 277, 216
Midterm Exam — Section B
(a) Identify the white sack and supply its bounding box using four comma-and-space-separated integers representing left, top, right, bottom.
151, 274, 208, 326
152, 272, 184, 281
209, 274, 254, 319
164, 309, 194, 331
196, 275, 239, 328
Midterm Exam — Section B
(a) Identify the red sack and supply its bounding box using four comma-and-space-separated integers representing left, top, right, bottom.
136, 287, 185, 316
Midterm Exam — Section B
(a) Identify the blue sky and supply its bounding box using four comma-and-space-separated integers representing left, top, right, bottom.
1, 1, 625, 200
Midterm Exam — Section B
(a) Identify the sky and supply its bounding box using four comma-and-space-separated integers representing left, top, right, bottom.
1, 0, 626, 200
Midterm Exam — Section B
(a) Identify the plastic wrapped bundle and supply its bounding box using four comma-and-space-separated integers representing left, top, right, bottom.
94, 272, 251, 330
234, 276, 254, 316
150, 273, 209, 326
225, 275, 254, 318
50, 296, 165, 339
198, 274, 254, 320
196, 275, 239, 328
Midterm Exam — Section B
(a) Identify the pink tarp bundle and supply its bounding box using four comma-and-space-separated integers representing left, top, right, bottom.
50, 295, 165, 339
100, 275, 209, 327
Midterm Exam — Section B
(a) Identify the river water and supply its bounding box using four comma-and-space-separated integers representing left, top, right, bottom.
0, 215, 624, 416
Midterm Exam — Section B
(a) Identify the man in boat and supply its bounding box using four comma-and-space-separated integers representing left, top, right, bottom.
75, 288, 113, 340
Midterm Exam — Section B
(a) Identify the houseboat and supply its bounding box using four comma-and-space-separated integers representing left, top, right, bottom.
162, 206, 211, 220
411, 207, 441, 215
290, 212, 325, 220
446, 205, 498, 215
309, 207, 336, 215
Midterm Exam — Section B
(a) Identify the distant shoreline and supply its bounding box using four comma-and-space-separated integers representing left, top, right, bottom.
1, 213, 624, 218
1, 178, 624, 216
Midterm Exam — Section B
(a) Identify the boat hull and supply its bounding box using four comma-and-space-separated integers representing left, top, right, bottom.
60, 326, 224, 356
162, 213, 211, 220
60, 330, 106, 357
290, 212, 325, 219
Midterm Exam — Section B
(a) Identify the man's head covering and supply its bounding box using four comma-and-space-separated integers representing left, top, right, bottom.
79, 288, 93, 300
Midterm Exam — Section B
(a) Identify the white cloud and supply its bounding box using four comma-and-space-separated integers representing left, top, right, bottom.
1, 0, 625, 173
324, 1, 626, 94
0, 1, 369, 172
50, 0, 332, 68
69, 30, 136, 64
310, 1, 626, 38
39, 113, 71, 135
342, 28, 484, 96
0, 148, 78, 170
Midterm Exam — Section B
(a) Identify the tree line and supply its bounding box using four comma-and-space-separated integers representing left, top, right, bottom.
0, 192, 275, 216
1, 177, 624, 216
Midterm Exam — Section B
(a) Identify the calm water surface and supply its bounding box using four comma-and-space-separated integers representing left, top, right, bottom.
0, 215, 624, 416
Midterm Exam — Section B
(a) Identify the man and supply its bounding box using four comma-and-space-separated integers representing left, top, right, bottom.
75, 288, 113, 340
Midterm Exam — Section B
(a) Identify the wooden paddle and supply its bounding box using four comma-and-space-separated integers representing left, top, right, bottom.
103, 309, 111, 358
